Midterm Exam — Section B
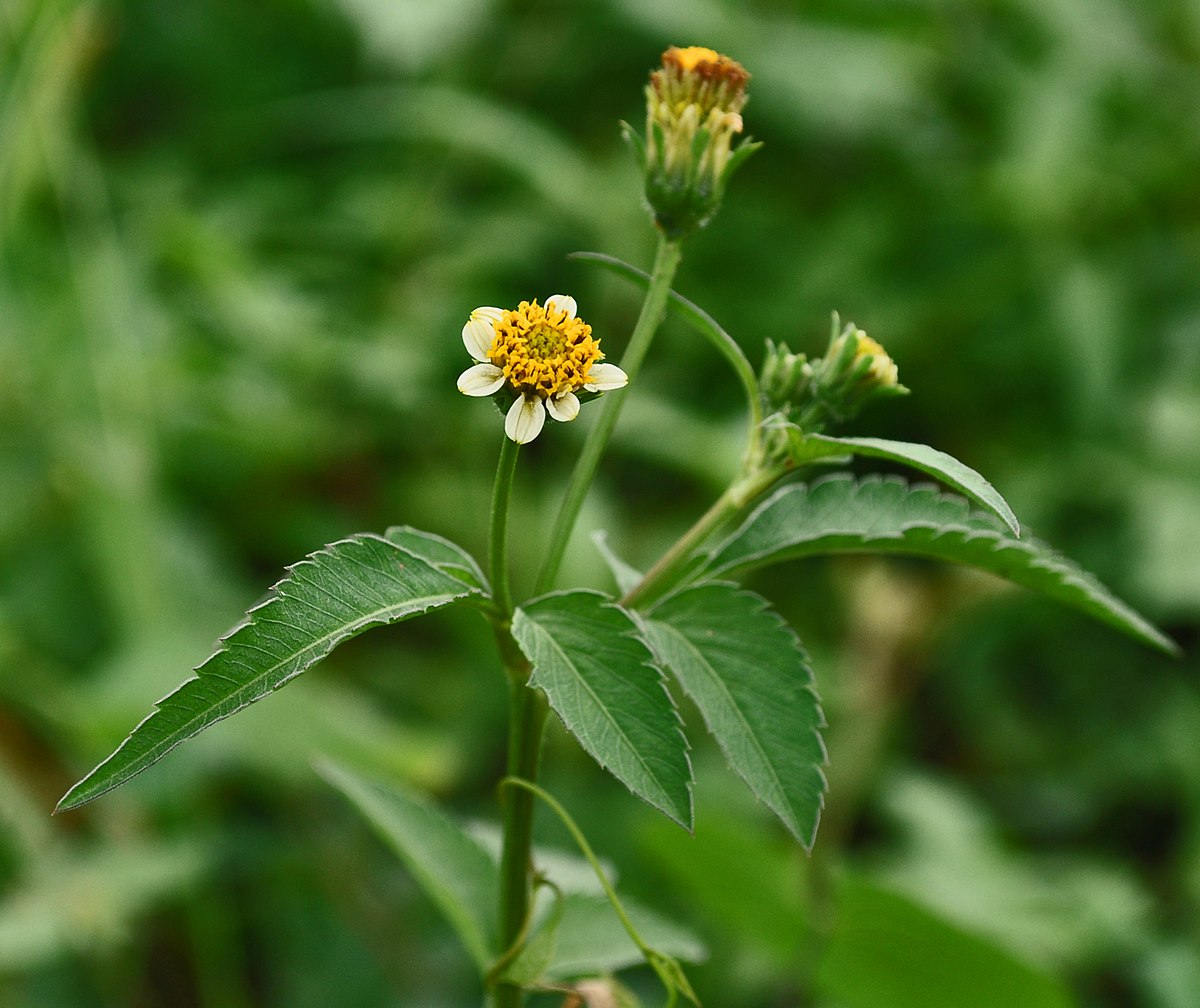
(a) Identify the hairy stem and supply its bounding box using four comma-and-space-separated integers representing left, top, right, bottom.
535, 236, 683, 595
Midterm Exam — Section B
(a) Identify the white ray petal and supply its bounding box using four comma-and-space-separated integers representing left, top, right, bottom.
505, 395, 546, 444
546, 391, 580, 422
583, 362, 628, 392
462, 307, 503, 361
544, 294, 577, 320
457, 363, 506, 397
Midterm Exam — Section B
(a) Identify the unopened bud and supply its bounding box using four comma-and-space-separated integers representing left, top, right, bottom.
815, 315, 907, 422
632, 45, 759, 239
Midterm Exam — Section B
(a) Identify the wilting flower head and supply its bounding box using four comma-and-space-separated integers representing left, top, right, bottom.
633, 45, 758, 239
457, 295, 628, 444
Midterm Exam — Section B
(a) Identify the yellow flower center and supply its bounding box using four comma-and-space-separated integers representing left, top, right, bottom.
670, 46, 720, 72
488, 300, 602, 398
854, 335, 899, 387
655, 46, 750, 110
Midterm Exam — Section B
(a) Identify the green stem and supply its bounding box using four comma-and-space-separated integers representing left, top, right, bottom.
500, 778, 697, 1007
492, 672, 548, 1008
621, 464, 784, 610
535, 236, 683, 595
484, 432, 547, 1008
500, 777, 647, 954
489, 435, 520, 617
566, 250, 761, 433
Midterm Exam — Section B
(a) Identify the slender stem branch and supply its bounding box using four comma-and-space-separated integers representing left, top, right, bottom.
488, 435, 520, 617
622, 488, 739, 610
500, 777, 647, 955
500, 777, 697, 1007
621, 464, 785, 610
535, 236, 683, 595
567, 250, 761, 433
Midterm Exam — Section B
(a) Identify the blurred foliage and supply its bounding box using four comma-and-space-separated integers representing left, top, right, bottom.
2, 0, 1197, 1004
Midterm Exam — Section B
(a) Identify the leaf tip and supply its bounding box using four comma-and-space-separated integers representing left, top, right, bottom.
1153, 629, 1184, 660
53, 784, 88, 815
999, 505, 1021, 538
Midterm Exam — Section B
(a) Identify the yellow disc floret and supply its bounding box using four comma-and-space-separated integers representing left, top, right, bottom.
668, 46, 721, 73
488, 299, 603, 398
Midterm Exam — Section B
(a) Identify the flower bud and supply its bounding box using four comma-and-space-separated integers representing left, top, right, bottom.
756, 315, 907, 466
817, 317, 906, 421
631, 45, 759, 239
759, 339, 814, 417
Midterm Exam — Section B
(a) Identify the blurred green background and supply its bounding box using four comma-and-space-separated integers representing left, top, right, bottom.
3, 0, 1198, 1005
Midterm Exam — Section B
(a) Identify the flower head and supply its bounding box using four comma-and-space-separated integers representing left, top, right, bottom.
457, 295, 627, 444
633, 45, 757, 239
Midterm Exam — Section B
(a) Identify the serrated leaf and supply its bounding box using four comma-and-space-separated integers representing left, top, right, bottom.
642, 584, 827, 848
791, 433, 1020, 535
708, 475, 1178, 656
57, 533, 480, 811
511, 590, 693, 828
316, 760, 498, 971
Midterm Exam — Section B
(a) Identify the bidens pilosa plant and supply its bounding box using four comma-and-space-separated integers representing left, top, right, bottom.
57, 45, 1178, 1007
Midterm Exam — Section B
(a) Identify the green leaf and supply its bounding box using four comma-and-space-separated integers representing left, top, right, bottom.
384, 524, 488, 591
791, 433, 1021, 535
591, 530, 644, 596
57, 533, 481, 812
316, 760, 498, 972
511, 590, 693, 828
642, 584, 827, 848
707, 475, 1178, 656
817, 873, 1073, 1008
499, 886, 566, 987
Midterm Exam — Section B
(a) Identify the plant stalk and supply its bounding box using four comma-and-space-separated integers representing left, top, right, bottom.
492, 667, 548, 1008
535, 235, 683, 595
485, 432, 547, 1007
488, 435, 520, 617
621, 463, 784, 610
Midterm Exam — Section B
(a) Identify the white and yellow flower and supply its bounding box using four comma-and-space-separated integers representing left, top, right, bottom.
457, 295, 627, 444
